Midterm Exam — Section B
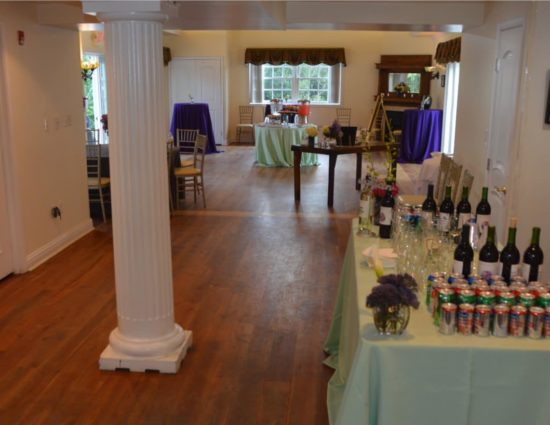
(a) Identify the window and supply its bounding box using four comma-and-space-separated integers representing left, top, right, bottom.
250, 63, 341, 104
83, 53, 108, 143
388, 72, 421, 94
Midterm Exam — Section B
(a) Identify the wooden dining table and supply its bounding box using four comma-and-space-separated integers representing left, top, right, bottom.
291, 144, 364, 207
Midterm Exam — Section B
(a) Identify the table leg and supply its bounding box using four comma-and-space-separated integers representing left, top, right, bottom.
328, 154, 337, 207
294, 151, 302, 203
356, 152, 362, 190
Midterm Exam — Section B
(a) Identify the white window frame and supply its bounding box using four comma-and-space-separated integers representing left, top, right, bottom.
441, 62, 460, 154
249, 63, 342, 105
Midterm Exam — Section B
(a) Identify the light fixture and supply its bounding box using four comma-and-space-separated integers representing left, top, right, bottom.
424, 64, 446, 80
81, 59, 99, 80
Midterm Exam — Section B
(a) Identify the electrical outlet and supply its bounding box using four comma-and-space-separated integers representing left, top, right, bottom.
43, 118, 48, 132
51, 206, 62, 219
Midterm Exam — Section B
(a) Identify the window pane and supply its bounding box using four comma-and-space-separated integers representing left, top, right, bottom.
263, 66, 272, 78
319, 79, 328, 90
298, 79, 310, 90
319, 67, 329, 78
264, 91, 272, 101
283, 67, 293, 78
298, 65, 308, 78
319, 92, 328, 102
273, 80, 282, 89
264, 80, 272, 89
282, 90, 292, 101
310, 80, 319, 90
273, 67, 283, 77
273, 90, 282, 99
309, 67, 319, 78
283, 79, 292, 90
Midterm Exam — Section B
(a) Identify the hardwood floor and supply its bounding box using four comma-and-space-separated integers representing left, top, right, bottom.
0, 147, 364, 425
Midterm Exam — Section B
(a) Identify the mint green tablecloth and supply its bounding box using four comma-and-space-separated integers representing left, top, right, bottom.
255, 125, 319, 167
324, 219, 550, 425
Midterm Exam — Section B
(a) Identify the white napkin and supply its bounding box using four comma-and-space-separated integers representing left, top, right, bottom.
362, 246, 398, 269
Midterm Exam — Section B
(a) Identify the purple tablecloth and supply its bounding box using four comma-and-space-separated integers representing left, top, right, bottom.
398, 109, 442, 164
169, 103, 218, 154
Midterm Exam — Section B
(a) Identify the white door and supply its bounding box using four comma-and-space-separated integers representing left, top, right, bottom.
170, 57, 225, 145
487, 19, 525, 244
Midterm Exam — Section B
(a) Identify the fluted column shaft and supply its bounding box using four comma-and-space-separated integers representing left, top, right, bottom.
96, 10, 191, 372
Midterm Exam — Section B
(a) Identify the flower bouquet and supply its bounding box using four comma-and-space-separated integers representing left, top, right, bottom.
366, 273, 419, 335
305, 126, 318, 146
394, 82, 410, 95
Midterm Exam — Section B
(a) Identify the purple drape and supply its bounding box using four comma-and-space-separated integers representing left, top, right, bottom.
398, 109, 442, 164
169, 103, 218, 154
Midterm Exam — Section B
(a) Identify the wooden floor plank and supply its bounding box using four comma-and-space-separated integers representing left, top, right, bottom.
0, 146, 371, 424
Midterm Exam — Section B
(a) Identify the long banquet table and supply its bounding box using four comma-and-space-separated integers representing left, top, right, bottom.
324, 219, 550, 425
255, 124, 319, 167
398, 109, 442, 164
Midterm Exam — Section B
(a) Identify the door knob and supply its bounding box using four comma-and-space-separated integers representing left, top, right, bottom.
494, 185, 507, 195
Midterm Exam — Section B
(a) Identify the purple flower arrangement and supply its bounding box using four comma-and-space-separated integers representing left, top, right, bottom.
329, 120, 343, 140
366, 273, 420, 310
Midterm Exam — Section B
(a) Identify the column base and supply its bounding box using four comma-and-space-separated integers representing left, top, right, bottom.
99, 330, 192, 374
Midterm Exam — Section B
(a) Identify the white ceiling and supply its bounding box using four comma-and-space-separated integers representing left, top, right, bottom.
41, 1, 486, 32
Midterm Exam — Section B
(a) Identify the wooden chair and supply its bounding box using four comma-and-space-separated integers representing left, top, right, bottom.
174, 134, 207, 208
455, 169, 475, 205
176, 129, 199, 167
336, 107, 351, 126
236, 106, 254, 144
434, 153, 453, 205
87, 142, 110, 222
447, 160, 463, 204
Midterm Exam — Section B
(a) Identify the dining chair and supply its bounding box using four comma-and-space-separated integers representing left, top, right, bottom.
176, 128, 199, 167
336, 107, 352, 126
236, 105, 254, 144
174, 134, 207, 208
447, 159, 463, 204
87, 142, 110, 222
455, 169, 475, 206
434, 153, 453, 205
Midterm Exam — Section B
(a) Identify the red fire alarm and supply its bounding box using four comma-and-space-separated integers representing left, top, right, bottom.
17, 30, 24, 46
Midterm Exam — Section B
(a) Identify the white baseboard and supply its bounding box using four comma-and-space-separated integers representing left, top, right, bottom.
25, 219, 94, 271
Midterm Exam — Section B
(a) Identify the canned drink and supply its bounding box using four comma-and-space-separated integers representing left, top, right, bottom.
492, 283, 509, 297
458, 289, 476, 305
431, 282, 451, 317
538, 292, 550, 308
474, 304, 492, 337
477, 290, 496, 306
471, 280, 489, 296
519, 292, 537, 310
496, 291, 516, 307
493, 304, 510, 337
448, 273, 464, 283
453, 282, 470, 295
511, 275, 527, 285
544, 307, 550, 338
490, 274, 505, 285
435, 288, 456, 326
511, 285, 529, 299
509, 305, 528, 337
457, 303, 475, 335
467, 274, 482, 285
527, 282, 544, 298
439, 303, 457, 335
528, 306, 545, 339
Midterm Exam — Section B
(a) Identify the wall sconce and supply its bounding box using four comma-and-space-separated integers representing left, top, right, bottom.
81, 59, 99, 80
425, 64, 446, 80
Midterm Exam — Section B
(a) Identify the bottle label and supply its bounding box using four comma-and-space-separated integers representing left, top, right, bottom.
522, 264, 544, 281
457, 212, 471, 228
379, 206, 393, 226
438, 212, 451, 232
359, 199, 370, 220
476, 214, 491, 247
500, 263, 520, 278
478, 261, 499, 279
453, 260, 463, 275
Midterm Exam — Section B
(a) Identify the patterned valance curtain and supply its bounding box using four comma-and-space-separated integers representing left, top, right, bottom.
435, 37, 461, 64
244, 48, 347, 66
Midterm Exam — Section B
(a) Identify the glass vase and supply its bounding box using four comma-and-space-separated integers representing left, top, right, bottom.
372, 304, 411, 335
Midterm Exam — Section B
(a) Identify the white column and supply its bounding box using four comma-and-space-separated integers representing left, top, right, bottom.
95, 8, 191, 373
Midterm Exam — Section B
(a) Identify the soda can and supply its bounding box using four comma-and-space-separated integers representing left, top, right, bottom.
474, 304, 492, 337
452, 282, 470, 296
509, 305, 528, 337
537, 292, 550, 308
528, 306, 545, 339
492, 283, 509, 298
435, 288, 456, 326
448, 273, 463, 284
527, 282, 544, 298
496, 291, 516, 307
511, 275, 527, 286
467, 274, 482, 285
493, 304, 510, 337
457, 303, 475, 335
518, 292, 536, 310
458, 289, 476, 305
490, 274, 505, 286
471, 280, 489, 296
431, 282, 451, 317
439, 303, 457, 335
477, 290, 495, 306
544, 307, 550, 338
511, 285, 528, 300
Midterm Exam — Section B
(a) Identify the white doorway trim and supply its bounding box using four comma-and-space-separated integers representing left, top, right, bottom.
0, 28, 28, 273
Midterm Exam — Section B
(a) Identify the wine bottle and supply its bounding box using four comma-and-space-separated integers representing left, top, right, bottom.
358, 175, 373, 233
522, 227, 544, 282
421, 184, 437, 223
476, 187, 491, 247
478, 225, 499, 279
453, 224, 474, 277
456, 186, 472, 229
379, 186, 395, 239
499, 217, 520, 284
438, 186, 454, 232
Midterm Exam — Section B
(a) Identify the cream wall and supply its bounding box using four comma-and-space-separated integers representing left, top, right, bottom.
164, 30, 453, 143
0, 3, 92, 270
455, 1, 550, 259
